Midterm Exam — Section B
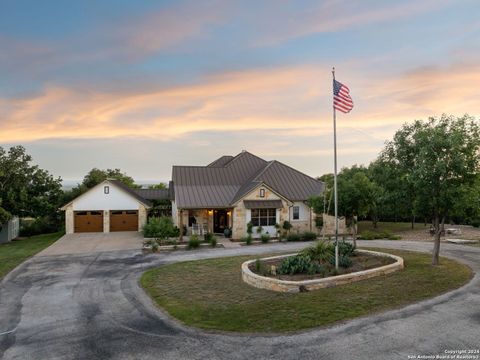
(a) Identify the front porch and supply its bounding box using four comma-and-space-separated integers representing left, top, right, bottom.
178, 208, 233, 236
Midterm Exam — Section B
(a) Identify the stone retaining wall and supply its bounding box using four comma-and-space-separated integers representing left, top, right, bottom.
241, 250, 404, 293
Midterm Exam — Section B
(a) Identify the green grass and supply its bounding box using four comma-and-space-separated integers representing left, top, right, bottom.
0, 232, 64, 279
357, 221, 416, 234
140, 248, 472, 333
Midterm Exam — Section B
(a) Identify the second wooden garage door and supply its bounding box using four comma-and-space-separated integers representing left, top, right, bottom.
110, 210, 138, 232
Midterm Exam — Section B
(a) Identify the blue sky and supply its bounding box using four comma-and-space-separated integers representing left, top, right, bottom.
1, 0, 479, 183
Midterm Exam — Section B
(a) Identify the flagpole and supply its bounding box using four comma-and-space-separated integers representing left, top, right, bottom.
332, 67, 339, 270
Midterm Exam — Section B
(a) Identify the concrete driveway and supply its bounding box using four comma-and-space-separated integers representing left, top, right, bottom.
37, 232, 144, 256
0, 241, 479, 360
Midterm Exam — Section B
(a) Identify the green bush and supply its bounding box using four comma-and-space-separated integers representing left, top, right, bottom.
357, 230, 399, 240
286, 233, 301, 242
20, 216, 60, 237
256, 226, 263, 234
278, 254, 320, 275
143, 216, 177, 239
282, 221, 292, 232
247, 222, 253, 235
242, 235, 253, 245
301, 231, 317, 241
204, 232, 214, 243
209, 235, 217, 247
187, 235, 201, 249
260, 234, 270, 243
301, 241, 334, 262
471, 219, 480, 228
329, 254, 353, 268
338, 241, 356, 257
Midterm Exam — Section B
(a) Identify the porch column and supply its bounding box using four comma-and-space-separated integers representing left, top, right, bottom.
179, 209, 184, 241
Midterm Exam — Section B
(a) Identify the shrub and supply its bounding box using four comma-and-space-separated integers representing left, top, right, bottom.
278, 255, 313, 275
204, 232, 214, 243
20, 216, 60, 237
471, 219, 480, 228
247, 222, 253, 235
282, 221, 292, 232
357, 230, 397, 240
286, 233, 301, 242
209, 235, 217, 247
187, 235, 201, 249
256, 226, 263, 234
329, 254, 353, 268
338, 241, 356, 257
143, 216, 177, 239
242, 235, 253, 245
301, 241, 334, 262
260, 234, 270, 243
301, 231, 317, 241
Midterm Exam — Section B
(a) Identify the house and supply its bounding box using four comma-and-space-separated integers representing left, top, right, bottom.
61, 151, 324, 237
60, 179, 170, 233
171, 151, 324, 239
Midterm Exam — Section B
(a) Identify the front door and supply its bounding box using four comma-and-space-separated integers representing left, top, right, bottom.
213, 210, 228, 233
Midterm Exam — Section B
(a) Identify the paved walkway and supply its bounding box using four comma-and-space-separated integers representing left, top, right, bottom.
0, 240, 478, 359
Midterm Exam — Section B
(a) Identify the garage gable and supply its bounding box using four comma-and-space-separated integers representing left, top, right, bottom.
66, 180, 148, 211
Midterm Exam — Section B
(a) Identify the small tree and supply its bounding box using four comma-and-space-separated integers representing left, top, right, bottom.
381, 115, 480, 265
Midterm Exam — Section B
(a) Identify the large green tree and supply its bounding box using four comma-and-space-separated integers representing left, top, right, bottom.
63, 168, 139, 204
380, 115, 480, 265
0, 146, 63, 220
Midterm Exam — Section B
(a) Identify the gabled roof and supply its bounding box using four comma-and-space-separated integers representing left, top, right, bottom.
60, 179, 152, 210
207, 155, 234, 167
172, 151, 324, 209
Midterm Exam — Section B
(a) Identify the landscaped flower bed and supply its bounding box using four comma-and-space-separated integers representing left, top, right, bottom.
242, 241, 404, 292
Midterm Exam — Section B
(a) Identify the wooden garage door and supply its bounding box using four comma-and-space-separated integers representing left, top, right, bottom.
74, 211, 103, 233
110, 210, 138, 232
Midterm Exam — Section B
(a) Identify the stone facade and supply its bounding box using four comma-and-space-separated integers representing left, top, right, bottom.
103, 210, 110, 233
242, 250, 404, 293
65, 205, 74, 234
138, 204, 147, 231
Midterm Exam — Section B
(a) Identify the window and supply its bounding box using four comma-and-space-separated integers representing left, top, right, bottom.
259, 188, 265, 198
292, 206, 300, 220
104, 185, 109, 194
250, 208, 276, 226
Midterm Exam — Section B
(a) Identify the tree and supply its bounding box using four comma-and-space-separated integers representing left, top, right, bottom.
63, 168, 139, 204
0, 146, 63, 219
81, 168, 138, 189
380, 115, 480, 265
149, 182, 167, 189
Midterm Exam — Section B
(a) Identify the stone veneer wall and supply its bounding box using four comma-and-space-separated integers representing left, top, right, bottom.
138, 205, 147, 231
242, 250, 404, 293
103, 210, 110, 232
65, 205, 74, 234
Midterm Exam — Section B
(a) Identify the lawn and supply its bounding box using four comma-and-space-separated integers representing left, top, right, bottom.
140, 248, 472, 333
357, 221, 416, 234
0, 232, 64, 279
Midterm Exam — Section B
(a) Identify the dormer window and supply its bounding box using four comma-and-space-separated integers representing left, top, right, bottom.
104, 186, 109, 194
259, 188, 265, 198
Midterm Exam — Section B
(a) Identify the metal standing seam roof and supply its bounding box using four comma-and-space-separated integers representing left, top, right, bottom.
133, 188, 170, 201
172, 151, 324, 209
243, 200, 283, 209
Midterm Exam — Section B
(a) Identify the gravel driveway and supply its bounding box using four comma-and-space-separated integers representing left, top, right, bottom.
0, 241, 478, 360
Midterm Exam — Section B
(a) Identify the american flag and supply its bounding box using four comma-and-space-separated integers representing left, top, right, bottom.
333, 79, 353, 113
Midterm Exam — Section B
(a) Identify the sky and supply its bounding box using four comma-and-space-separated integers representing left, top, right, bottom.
1, 0, 479, 184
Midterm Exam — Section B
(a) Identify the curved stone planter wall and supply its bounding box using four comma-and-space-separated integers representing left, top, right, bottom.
241, 250, 404, 293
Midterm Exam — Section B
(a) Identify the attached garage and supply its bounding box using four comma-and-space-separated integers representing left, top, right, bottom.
74, 211, 104, 233
110, 210, 138, 232
61, 179, 152, 234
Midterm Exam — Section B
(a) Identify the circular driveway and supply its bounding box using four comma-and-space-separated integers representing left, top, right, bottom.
0, 240, 478, 360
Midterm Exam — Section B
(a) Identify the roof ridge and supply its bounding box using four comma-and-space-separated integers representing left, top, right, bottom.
225, 150, 267, 167
252, 160, 275, 181
267, 160, 322, 184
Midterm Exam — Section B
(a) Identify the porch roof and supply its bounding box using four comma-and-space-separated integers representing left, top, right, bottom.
243, 200, 283, 209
